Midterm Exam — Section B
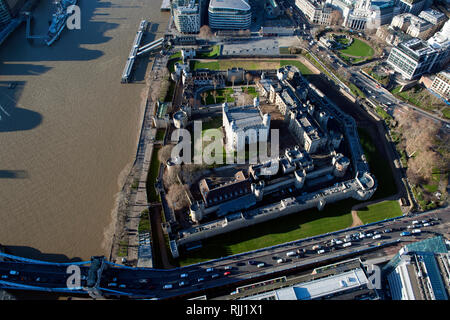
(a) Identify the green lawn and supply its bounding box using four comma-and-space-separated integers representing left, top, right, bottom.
146, 147, 161, 202
155, 129, 165, 141
241, 86, 259, 98
177, 199, 356, 266
357, 200, 402, 225
138, 209, 151, 233
196, 45, 221, 58
392, 85, 447, 114
338, 39, 374, 58
202, 88, 235, 105
442, 107, 450, 119
280, 60, 313, 75
191, 59, 301, 72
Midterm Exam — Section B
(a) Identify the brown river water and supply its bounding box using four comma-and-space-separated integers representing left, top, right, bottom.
0, 0, 169, 261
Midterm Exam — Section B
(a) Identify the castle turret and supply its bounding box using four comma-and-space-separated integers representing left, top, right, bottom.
332, 153, 350, 178
318, 111, 329, 130
294, 169, 306, 189
190, 201, 205, 223
251, 181, 265, 201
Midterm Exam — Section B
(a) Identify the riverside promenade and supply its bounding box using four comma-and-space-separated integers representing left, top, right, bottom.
109, 52, 170, 266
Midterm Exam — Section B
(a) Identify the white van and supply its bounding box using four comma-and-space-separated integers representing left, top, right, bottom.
286, 251, 296, 257
342, 242, 352, 248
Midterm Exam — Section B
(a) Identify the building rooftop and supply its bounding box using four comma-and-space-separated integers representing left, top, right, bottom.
209, 0, 251, 11
241, 268, 369, 300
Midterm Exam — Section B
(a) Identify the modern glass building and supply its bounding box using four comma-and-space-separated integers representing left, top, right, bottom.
208, 0, 252, 30
387, 38, 450, 80
172, 0, 201, 34
0, 0, 12, 30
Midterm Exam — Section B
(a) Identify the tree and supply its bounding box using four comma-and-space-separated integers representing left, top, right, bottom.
212, 90, 217, 104
330, 10, 344, 26
231, 75, 237, 89
158, 145, 174, 165
166, 184, 190, 211
199, 25, 214, 40
200, 91, 208, 105
245, 72, 253, 87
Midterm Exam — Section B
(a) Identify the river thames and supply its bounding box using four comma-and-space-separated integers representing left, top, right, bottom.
0, 0, 169, 261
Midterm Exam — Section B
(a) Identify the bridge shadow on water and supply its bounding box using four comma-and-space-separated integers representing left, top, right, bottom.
2, 244, 83, 265
0, 0, 139, 75
0, 81, 43, 132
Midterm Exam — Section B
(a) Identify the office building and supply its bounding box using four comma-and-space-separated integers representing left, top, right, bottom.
430, 69, 450, 100
387, 38, 450, 80
294, 0, 332, 25
418, 8, 446, 26
385, 236, 449, 300
172, 0, 201, 33
208, 0, 252, 30
0, 0, 11, 29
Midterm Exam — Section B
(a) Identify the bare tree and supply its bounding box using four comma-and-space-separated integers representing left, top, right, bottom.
231, 75, 237, 89
200, 91, 208, 105
158, 145, 174, 165
330, 10, 343, 26
212, 90, 217, 104
245, 72, 253, 88
166, 184, 190, 211
199, 25, 214, 40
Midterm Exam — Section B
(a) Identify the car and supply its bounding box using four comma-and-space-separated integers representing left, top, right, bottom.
248, 260, 257, 265
286, 251, 296, 257
423, 223, 430, 227
180, 273, 188, 278
400, 231, 411, 236
9, 270, 19, 276
224, 266, 232, 270
223, 272, 231, 276
257, 263, 265, 268
163, 284, 173, 290
383, 229, 392, 233
197, 278, 204, 283
138, 279, 148, 284
277, 258, 285, 264
317, 249, 326, 254
206, 267, 214, 272
179, 281, 188, 287
119, 284, 126, 289
211, 274, 219, 279
107, 283, 117, 287
366, 233, 373, 237
1, 275, 8, 279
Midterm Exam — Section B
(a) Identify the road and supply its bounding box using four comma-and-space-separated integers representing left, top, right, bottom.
2, 207, 447, 299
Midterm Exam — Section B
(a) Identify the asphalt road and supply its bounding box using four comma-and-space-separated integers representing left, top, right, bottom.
0, 208, 448, 299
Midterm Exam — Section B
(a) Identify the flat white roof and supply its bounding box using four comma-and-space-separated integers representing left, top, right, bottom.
241, 268, 368, 300
209, 0, 251, 11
